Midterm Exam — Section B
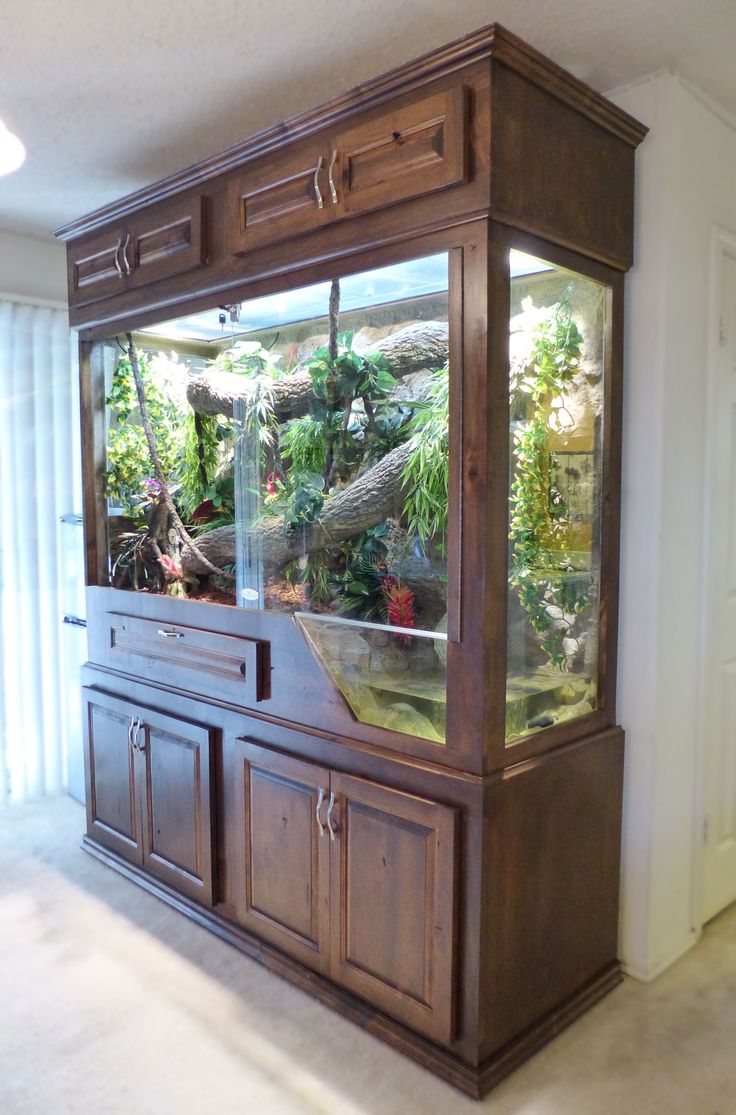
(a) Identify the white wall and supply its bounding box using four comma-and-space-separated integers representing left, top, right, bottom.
0, 227, 67, 305
610, 73, 736, 979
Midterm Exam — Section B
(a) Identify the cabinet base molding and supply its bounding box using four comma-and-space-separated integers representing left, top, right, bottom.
81, 835, 622, 1099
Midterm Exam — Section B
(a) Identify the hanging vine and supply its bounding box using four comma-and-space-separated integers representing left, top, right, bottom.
508, 289, 591, 669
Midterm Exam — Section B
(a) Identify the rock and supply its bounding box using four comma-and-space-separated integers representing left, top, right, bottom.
527, 713, 555, 729
381, 702, 439, 741
555, 681, 586, 705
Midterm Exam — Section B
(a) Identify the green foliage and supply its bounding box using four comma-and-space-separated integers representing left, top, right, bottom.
508, 290, 591, 670
210, 340, 284, 379
105, 351, 182, 518
304, 332, 396, 403
279, 414, 333, 478
330, 524, 390, 619
401, 365, 449, 555
179, 412, 233, 517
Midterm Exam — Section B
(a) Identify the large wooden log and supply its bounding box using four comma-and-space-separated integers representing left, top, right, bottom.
185, 321, 449, 419
181, 441, 413, 574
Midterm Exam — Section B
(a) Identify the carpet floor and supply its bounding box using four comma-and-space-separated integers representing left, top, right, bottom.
0, 796, 734, 1115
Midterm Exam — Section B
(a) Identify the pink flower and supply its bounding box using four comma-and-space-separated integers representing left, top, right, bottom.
158, 554, 183, 580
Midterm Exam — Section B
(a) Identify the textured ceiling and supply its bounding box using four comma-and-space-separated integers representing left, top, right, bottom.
1, 0, 734, 239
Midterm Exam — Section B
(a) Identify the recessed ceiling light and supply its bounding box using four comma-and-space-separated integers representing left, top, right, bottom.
0, 119, 25, 176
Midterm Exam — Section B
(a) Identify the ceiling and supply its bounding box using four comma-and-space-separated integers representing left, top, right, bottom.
1, 0, 734, 240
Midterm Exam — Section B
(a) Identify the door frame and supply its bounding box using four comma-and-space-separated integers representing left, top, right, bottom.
693, 223, 736, 928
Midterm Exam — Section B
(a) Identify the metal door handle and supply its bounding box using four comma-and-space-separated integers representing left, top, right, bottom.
157, 629, 183, 638
121, 233, 132, 275
134, 719, 145, 752
315, 786, 326, 836
113, 237, 124, 278
328, 149, 339, 204
326, 791, 337, 841
313, 155, 324, 209
128, 716, 135, 750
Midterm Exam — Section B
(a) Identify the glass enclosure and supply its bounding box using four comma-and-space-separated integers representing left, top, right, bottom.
506, 250, 606, 743
100, 253, 451, 743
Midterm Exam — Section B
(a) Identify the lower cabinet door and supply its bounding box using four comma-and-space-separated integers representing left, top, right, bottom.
234, 741, 331, 973
137, 707, 216, 906
328, 772, 458, 1045
83, 689, 144, 865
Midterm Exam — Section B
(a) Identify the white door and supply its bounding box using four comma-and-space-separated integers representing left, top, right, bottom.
701, 241, 736, 923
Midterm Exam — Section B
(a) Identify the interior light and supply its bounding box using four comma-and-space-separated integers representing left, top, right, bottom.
0, 119, 25, 176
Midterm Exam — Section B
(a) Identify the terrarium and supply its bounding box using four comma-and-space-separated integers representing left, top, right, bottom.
96, 247, 606, 747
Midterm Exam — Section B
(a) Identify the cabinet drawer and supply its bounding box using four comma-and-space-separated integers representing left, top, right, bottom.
333, 84, 469, 219
229, 141, 330, 252
103, 612, 268, 704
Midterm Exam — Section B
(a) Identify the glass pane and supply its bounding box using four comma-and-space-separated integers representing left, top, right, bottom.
506, 250, 606, 743
100, 251, 451, 744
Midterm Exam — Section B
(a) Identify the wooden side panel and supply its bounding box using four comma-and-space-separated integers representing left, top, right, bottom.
335, 85, 468, 218
480, 728, 625, 1057
68, 228, 126, 307
330, 771, 457, 1045
127, 195, 208, 288
229, 143, 329, 253
139, 708, 216, 906
82, 688, 142, 863
490, 64, 637, 270
233, 741, 331, 973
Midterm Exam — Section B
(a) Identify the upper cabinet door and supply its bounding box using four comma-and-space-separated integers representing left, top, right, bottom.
229, 142, 331, 253
125, 195, 209, 291
331, 86, 468, 219
68, 228, 127, 308
328, 771, 458, 1045
136, 706, 217, 906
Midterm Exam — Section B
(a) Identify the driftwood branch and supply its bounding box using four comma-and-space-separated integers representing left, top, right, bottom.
181, 440, 413, 575
185, 321, 449, 420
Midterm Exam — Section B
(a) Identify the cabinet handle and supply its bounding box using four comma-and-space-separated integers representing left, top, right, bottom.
128, 716, 135, 750
313, 155, 324, 210
328, 149, 339, 205
134, 719, 145, 752
121, 233, 132, 275
113, 238, 124, 278
157, 628, 183, 638
315, 786, 326, 837
326, 790, 337, 841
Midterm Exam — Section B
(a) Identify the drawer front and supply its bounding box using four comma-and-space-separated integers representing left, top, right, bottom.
333, 84, 469, 219
229, 143, 330, 252
126, 194, 208, 289
68, 227, 126, 307
104, 612, 268, 704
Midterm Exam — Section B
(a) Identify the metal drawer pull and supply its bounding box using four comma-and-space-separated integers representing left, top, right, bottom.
121, 233, 132, 275
313, 155, 324, 209
113, 237, 124, 278
134, 719, 145, 752
315, 786, 326, 837
326, 791, 337, 841
128, 716, 135, 750
157, 628, 183, 638
328, 149, 338, 204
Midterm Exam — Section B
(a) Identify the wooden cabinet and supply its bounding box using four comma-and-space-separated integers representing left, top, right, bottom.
234, 741, 457, 1043
63, 22, 646, 1100
83, 688, 216, 905
229, 85, 468, 253
68, 195, 208, 309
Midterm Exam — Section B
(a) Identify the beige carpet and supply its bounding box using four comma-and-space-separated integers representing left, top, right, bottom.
0, 797, 734, 1115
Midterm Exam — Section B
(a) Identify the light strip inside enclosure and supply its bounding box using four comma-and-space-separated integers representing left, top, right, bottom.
140, 253, 450, 344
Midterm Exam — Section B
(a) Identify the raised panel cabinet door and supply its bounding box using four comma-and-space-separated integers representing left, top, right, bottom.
331, 85, 468, 220
67, 227, 126, 308
228, 143, 331, 253
82, 689, 143, 864
126, 195, 208, 290
136, 707, 216, 906
328, 772, 458, 1045
233, 741, 331, 973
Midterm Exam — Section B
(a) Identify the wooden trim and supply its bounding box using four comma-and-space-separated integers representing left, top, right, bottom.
55, 24, 645, 242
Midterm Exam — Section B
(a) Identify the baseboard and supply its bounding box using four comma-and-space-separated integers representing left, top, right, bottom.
621, 930, 699, 982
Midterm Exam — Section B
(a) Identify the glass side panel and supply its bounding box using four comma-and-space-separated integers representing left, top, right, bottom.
506, 250, 607, 744
100, 252, 451, 743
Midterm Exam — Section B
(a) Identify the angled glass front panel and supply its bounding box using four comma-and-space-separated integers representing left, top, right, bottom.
506, 250, 607, 743
99, 252, 451, 743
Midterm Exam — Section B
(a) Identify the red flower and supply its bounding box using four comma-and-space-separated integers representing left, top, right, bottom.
158, 554, 183, 581
383, 582, 415, 645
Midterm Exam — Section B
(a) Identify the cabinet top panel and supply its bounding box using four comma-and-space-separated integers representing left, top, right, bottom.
55, 23, 646, 243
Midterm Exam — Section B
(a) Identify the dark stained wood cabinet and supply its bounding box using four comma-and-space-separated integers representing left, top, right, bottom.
60, 23, 646, 1100
83, 689, 216, 905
